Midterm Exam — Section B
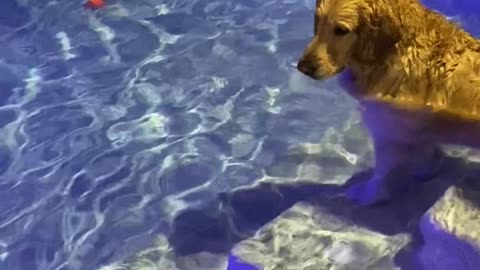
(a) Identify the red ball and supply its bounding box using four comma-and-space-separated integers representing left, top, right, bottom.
86, 0, 105, 9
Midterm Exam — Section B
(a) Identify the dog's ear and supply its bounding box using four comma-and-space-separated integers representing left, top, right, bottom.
354, 4, 402, 61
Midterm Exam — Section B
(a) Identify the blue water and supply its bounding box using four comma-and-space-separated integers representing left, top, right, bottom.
0, 0, 479, 269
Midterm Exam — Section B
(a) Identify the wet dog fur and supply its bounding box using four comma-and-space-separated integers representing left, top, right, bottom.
297, 0, 480, 205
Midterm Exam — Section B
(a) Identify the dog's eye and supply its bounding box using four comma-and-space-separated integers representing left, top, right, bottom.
333, 25, 350, 36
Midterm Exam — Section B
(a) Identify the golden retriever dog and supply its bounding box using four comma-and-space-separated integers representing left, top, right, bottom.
297, 0, 480, 205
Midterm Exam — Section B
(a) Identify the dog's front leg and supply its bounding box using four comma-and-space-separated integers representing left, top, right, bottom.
345, 108, 444, 206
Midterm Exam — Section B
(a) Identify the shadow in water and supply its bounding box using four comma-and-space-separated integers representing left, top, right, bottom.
167, 152, 479, 269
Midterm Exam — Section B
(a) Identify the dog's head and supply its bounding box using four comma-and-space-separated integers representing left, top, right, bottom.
297, 0, 403, 80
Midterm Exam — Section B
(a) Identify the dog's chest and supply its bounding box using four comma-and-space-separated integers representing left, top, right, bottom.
359, 100, 480, 148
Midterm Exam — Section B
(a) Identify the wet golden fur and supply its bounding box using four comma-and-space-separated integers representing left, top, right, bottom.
297, 0, 480, 205
300, 0, 480, 118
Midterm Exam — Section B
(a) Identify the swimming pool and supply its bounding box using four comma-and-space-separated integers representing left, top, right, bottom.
0, 0, 479, 269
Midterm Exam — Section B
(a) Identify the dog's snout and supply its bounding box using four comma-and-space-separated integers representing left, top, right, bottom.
297, 59, 317, 77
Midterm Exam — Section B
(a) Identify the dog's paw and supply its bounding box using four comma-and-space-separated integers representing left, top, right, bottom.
345, 179, 392, 206
413, 147, 446, 182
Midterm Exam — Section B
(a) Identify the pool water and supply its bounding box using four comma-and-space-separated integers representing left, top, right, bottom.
0, 0, 479, 269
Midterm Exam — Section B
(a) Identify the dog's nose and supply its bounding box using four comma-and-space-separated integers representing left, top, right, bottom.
297, 59, 317, 76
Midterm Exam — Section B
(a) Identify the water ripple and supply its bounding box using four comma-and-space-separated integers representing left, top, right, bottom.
1, 0, 477, 269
